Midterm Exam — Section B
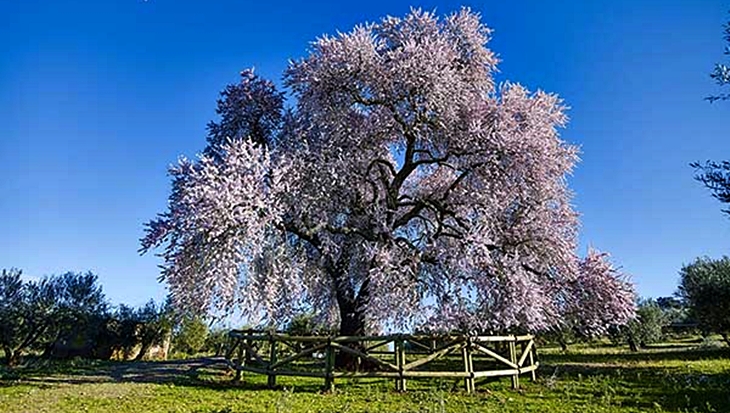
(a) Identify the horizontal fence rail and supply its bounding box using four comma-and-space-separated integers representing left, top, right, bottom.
224, 330, 538, 393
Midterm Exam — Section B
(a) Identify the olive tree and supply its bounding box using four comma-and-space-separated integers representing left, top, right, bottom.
693, 15, 730, 215
678, 256, 730, 346
0, 270, 107, 365
707, 14, 730, 102
173, 315, 209, 356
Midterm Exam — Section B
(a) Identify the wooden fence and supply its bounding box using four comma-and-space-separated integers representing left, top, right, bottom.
224, 330, 538, 393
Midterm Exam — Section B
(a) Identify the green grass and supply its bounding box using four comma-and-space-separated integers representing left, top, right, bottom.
1, 340, 729, 413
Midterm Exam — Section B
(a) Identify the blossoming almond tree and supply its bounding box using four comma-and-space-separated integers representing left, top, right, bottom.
142, 9, 635, 343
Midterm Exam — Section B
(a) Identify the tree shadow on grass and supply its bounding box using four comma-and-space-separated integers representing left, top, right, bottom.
0, 357, 240, 389
0, 357, 335, 394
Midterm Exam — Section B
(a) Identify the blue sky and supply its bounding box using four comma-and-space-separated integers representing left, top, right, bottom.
1, 0, 728, 307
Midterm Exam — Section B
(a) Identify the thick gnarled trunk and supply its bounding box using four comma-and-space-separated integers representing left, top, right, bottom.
338, 302, 367, 337
3, 347, 20, 367
627, 335, 639, 352
330, 244, 372, 369
335, 298, 370, 370
557, 336, 569, 352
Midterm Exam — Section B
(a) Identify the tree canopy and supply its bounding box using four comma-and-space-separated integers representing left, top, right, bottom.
693, 15, 730, 214
678, 256, 730, 345
0, 268, 180, 365
692, 160, 730, 217
708, 15, 730, 102
0, 270, 106, 365
173, 315, 209, 356
142, 8, 635, 336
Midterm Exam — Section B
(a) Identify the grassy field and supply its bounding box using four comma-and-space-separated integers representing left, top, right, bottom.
1, 340, 729, 413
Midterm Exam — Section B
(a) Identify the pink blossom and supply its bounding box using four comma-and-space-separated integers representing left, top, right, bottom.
142, 8, 636, 334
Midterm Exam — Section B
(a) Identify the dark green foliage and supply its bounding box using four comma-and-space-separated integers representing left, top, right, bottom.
678, 257, 730, 345
609, 299, 669, 351
0, 268, 54, 365
203, 329, 229, 356
284, 313, 335, 336
0, 268, 25, 364
0, 270, 108, 365
655, 296, 686, 322
0, 269, 180, 364
92, 299, 177, 361
694, 15, 730, 218
105, 304, 144, 359
44, 272, 108, 359
173, 315, 209, 356
691, 161, 730, 217
708, 14, 730, 102
630, 299, 668, 346
540, 327, 578, 351
281, 313, 337, 356
130, 299, 176, 361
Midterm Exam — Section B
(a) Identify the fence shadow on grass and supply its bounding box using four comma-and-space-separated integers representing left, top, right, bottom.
0, 356, 340, 393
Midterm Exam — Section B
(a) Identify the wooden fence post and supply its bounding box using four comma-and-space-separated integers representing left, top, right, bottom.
509, 339, 519, 389
395, 336, 406, 392
224, 334, 234, 359
234, 337, 243, 382
462, 337, 475, 393
324, 338, 335, 392
394, 337, 400, 391
243, 333, 250, 368
245, 330, 253, 364
268, 333, 277, 389
528, 338, 537, 381
468, 337, 475, 393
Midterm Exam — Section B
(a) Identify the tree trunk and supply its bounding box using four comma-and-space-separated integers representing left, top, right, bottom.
557, 336, 569, 352
327, 241, 377, 370
41, 334, 62, 359
627, 335, 639, 352
335, 299, 371, 370
3, 347, 19, 367
339, 301, 367, 337
134, 341, 152, 361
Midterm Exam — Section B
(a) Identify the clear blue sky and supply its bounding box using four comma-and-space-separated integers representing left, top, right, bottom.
1, 0, 728, 307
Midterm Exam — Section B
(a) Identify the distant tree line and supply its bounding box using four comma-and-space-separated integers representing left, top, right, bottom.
540, 296, 685, 352
541, 255, 730, 352
0, 269, 226, 367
